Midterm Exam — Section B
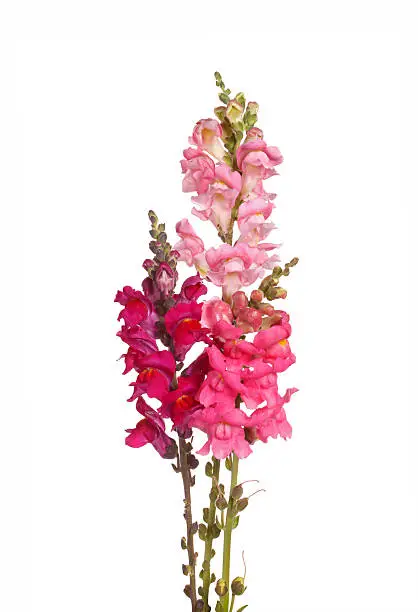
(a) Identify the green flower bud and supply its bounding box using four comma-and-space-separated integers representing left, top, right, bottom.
226, 99, 244, 124
214, 106, 226, 121
215, 578, 228, 597
232, 485, 244, 500
231, 576, 246, 595
216, 495, 228, 511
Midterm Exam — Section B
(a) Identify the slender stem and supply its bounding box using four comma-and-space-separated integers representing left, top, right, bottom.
220, 453, 239, 611
229, 594, 236, 612
202, 458, 220, 611
179, 436, 198, 611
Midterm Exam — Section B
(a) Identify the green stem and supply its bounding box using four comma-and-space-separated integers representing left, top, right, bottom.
202, 458, 220, 611
220, 453, 239, 611
229, 594, 236, 612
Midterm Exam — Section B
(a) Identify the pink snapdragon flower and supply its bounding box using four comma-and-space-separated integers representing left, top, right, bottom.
197, 346, 245, 409
129, 350, 176, 401
205, 243, 274, 299
189, 404, 252, 459
190, 118, 225, 161
237, 197, 275, 246
181, 148, 215, 194
254, 323, 296, 373
174, 219, 207, 273
192, 163, 242, 232
248, 388, 298, 443
236, 139, 283, 193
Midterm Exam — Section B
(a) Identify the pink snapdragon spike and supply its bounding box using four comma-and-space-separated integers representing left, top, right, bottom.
117, 74, 299, 612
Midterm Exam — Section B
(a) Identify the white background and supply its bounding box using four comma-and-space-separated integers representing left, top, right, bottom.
2, 2, 417, 611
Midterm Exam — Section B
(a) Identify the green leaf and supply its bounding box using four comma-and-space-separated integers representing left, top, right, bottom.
219, 92, 229, 105
237, 606, 249, 612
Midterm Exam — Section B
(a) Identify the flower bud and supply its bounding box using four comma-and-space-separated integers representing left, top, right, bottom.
245, 126, 263, 141
226, 99, 244, 124
244, 426, 258, 444
155, 262, 177, 296
258, 303, 275, 316
231, 291, 248, 315
231, 484, 243, 500
216, 495, 228, 511
142, 258, 154, 274
236, 306, 262, 333
214, 106, 226, 121
250, 289, 264, 303
265, 286, 287, 301
231, 576, 246, 596
215, 578, 228, 597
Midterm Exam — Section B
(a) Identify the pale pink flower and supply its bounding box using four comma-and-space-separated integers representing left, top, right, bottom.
190, 118, 225, 161
192, 164, 242, 232
174, 219, 207, 273
237, 197, 275, 246
205, 243, 274, 299
181, 148, 215, 194
201, 297, 233, 329
236, 139, 283, 193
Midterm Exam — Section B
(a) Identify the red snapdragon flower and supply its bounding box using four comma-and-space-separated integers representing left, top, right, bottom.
165, 301, 210, 361
129, 350, 176, 402
125, 397, 177, 458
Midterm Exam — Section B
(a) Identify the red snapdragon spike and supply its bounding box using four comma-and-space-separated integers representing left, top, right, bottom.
176, 274, 207, 302
128, 350, 176, 401
115, 286, 152, 326
165, 301, 210, 361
